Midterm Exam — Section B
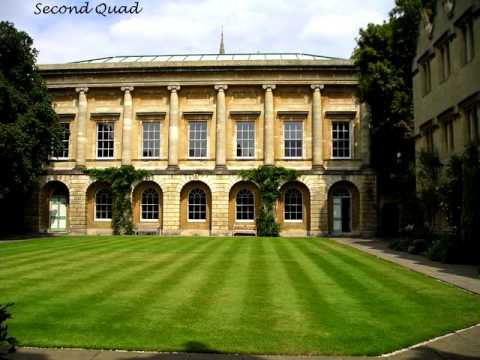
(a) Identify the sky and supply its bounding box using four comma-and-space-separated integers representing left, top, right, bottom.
2, 0, 395, 64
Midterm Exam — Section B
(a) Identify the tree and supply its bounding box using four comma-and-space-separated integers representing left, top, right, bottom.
0, 21, 60, 234
0, 304, 16, 360
240, 166, 297, 236
353, 0, 424, 200
84, 166, 150, 235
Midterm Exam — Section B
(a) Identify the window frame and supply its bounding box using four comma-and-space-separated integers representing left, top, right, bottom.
141, 121, 161, 159
284, 188, 303, 222
187, 188, 207, 222
437, 40, 451, 83
465, 104, 480, 144
140, 188, 159, 222
96, 122, 115, 160
235, 121, 256, 159
235, 188, 255, 222
283, 120, 304, 159
51, 122, 70, 160
460, 18, 475, 65
421, 58, 432, 95
94, 188, 113, 221
188, 121, 208, 159
331, 120, 352, 159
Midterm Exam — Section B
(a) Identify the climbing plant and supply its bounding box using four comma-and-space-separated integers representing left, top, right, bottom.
84, 165, 150, 235
240, 166, 297, 236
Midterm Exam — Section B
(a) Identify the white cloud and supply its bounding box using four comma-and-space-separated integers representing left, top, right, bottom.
0, 0, 394, 63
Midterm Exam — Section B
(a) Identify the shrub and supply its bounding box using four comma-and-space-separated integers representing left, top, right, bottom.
0, 304, 16, 360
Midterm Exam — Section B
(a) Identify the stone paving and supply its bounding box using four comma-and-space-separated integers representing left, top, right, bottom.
9, 238, 480, 360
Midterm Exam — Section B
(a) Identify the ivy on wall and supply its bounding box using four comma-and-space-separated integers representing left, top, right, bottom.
240, 166, 297, 237
84, 166, 150, 235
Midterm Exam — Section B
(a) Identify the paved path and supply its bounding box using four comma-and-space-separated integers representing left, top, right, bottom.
333, 238, 480, 295
9, 238, 480, 360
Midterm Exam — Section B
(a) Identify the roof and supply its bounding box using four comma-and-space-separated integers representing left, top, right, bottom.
72, 52, 345, 64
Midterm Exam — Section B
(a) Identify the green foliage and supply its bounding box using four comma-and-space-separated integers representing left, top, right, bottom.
353, 0, 422, 196
0, 21, 61, 195
416, 150, 443, 233
461, 145, 480, 263
240, 165, 297, 236
0, 304, 16, 360
439, 155, 463, 234
84, 166, 150, 235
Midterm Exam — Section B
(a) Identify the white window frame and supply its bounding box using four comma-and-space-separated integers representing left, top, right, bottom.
235, 121, 256, 159
187, 188, 207, 223
188, 121, 208, 159
140, 188, 159, 222
331, 120, 352, 159
141, 121, 161, 159
284, 188, 303, 223
283, 120, 304, 159
94, 188, 113, 221
51, 122, 70, 160
96, 122, 114, 160
235, 188, 255, 222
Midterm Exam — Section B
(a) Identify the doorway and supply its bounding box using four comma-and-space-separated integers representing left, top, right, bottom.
49, 194, 67, 232
332, 189, 351, 233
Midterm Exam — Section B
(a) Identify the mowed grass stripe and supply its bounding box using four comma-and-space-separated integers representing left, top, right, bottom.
9, 238, 212, 347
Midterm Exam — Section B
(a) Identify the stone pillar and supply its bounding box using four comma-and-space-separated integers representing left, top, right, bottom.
75, 87, 88, 168
311, 84, 324, 169
262, 84, 276, 165
214, 84, 228, 169
360, 102, 371, 166
121, 86, 134, 165
167, 85, 181, 169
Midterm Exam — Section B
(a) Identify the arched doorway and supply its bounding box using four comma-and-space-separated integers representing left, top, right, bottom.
180, 181, 212, 234
328, 181, 360, 234
41, 181, 69, 232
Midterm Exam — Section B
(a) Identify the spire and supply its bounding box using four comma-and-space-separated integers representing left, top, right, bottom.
219, 26, 225, 55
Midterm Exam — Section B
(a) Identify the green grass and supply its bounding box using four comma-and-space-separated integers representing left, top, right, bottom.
0, 236, 479, 355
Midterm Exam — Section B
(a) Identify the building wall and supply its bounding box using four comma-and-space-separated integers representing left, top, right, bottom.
413, 0, 480, 162
34, 58, 377, 236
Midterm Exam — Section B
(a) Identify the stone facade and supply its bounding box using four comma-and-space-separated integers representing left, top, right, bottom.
32, 53, 377, 237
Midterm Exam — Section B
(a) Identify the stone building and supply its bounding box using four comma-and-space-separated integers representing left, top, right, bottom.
413, 0, 479, 161
30, 53, 377, 237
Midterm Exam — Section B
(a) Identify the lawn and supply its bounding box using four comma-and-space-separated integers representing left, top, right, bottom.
0, 236, 479, 356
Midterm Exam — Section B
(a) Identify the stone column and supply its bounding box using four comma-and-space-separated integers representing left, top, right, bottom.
360, 102, 371, 166
121, 86, 134, 165
167, 85, 181, 169
311, 84, 325, 169
75, 87, 88, 168
214, 84, 228, 169
263, 84, 276, 165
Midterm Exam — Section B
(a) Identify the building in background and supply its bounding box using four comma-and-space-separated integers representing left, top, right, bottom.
413, 0, 479, 161
28, 52, 377, 236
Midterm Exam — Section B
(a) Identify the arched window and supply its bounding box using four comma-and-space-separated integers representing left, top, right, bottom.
236, 189, 254, 221
188, 188, 206, 220
141, 188, 159, 220
284, 188, 303, 221
95, 189, 112, 220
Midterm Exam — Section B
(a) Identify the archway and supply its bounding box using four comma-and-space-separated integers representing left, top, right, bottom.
180, 181, 212, 233
277, 181, 311, 233
328, 181, 360, 234
228, 181, 260, 234
132, 181, 163, 232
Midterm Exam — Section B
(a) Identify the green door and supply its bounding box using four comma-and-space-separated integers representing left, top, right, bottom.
50, 195, 67, 231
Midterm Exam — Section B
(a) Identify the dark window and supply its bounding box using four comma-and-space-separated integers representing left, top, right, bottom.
188, 188, 206, 220
236, 122, 255, 158
284, 122, 303, 158
96, 122, 114, 158
284, 188, 303, 221
52, 122, 70, 159
141, 188, 159, 220
332, 121, 350, 158
142, 122, 160, 158
189, 121, 207, 158
236, 189, 254, 220
95, 189, 112, 220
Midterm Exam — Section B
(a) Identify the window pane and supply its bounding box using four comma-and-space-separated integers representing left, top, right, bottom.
236, 189, 254, 220
236, 122, 255, 158
188, 188, 206, 220
189, 122, 207, 158
97, 123, 114, 158
95, 189, 112, 219
142, 122, 160, 158
52, 122, 70, 158
332, 121, 350, 158
284, 122, 303, 158
141, 188, 159, 220
284, 188, 303, 220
